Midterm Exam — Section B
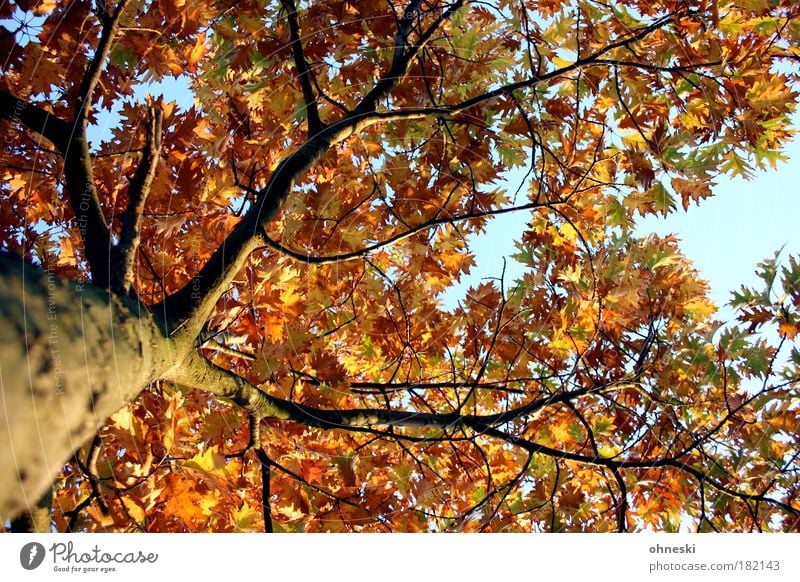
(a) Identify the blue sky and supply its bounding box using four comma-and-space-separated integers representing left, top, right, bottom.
637, 123, 800, 316
444, 112, 800, 319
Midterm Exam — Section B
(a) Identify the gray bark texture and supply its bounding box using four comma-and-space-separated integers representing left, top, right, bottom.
0, 253, 173, 520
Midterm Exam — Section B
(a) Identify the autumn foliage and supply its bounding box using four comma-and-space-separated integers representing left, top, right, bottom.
1, 0, 800, 532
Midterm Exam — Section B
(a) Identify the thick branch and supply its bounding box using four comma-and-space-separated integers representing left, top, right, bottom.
168, 351, 800, 519
0, 253, 175, 520
281, 0, 322, 133
152, 120, 365, 338
152, 146, 324, 337
152, 5, 683, 341
0, 95, 112, 286
111, 105, 163, 295
0, 90, 71, 150
58, 0, 135, 288
168, 351, 611, 435
60, 135, 114, 287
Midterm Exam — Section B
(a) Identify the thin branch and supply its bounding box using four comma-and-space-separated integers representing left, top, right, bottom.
343, 8, 692, 130
151, 4, 687, 341
355, 0, 453, 114
165, 351, 799, 519
280, 0, 322, 133
72, 434, 110, 516
75, 0, 134, 126
201, 339, 256, 361
111, 104, 163, 294
431, 10, 683, 116
258, 198, 563, 265
167, 352, 627, 447
592, 58, 722, 73
256, 448, 274, 533
251, 415, 273, 534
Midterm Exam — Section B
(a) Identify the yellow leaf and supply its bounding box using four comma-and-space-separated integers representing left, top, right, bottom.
121, 498, 145, 524
767, 411, 798, 433
683, 300, 716, 320
233, 503, 262, 532
552, 56, 572, 69
277, 504, 306, 521
550, 422, 572, 443
183, 447, 228, 480
746, 78, 794, 115
199, 495, 219, 516
651, 253, 681, 270
560, 222, 578, 243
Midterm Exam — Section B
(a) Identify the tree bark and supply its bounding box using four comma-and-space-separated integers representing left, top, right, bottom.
9, 489, 52, 532
0, 253, 173, 520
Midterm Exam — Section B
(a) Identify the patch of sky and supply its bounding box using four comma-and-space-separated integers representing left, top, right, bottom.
87, 75, 193, 149
3, 7, 46, 47
636, 112, 800, 324
439, 112, 800, 323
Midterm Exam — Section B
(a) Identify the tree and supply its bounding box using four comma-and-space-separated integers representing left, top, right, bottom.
1, 0, 799, 533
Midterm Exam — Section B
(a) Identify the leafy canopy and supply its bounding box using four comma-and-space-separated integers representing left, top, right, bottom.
1, 0, 800, 532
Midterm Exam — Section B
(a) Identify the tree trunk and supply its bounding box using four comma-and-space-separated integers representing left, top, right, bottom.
0, 253, 173, 520
10, 489, 52, 532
